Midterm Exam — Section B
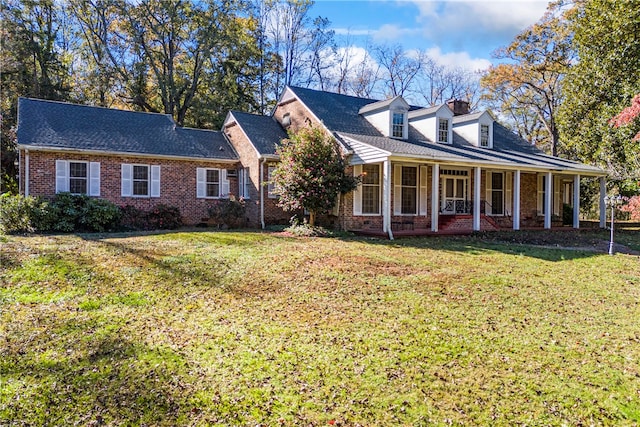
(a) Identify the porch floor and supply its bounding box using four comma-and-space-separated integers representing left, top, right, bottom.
350, 225, 580, 239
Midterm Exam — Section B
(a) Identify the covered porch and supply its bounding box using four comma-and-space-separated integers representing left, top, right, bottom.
348, 160, 608, 240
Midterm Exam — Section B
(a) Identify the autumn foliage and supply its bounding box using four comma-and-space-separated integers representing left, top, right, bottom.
271, 126, 359, 226
609, 94, 640, 141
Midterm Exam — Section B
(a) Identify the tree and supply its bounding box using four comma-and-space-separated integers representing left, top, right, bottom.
558, 0, 640, 180
480, 1, 574, 156
374, 44, 424, 98
1, 0, 72, 193
271, 126, 358, 226
609, 94, 640, 141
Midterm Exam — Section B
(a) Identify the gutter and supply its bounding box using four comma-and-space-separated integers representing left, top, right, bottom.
16, 145, 239, 164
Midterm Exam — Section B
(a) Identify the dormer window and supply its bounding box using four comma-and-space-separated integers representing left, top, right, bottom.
392, 112, 405, 138
480, 124, 490, 147
438, 118, 450, 143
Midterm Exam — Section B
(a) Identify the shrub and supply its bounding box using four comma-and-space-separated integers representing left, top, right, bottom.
0, 193, 45, 234
119, 204, 183, 231
207, 196, 246, 228
80, 198, 122, 232
147, 204, 182, 230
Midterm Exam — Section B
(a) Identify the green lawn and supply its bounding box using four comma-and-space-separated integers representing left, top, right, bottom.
1, 229, 639, 426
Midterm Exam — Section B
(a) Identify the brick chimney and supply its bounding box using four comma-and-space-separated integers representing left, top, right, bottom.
447, 99, 470, 116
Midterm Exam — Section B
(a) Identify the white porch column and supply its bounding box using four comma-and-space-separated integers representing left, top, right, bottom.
544, 171, 552, 229
599, 176, 607, 228
431, 163, 439, 232
573, 174, 580, 229
473, 167, 481, 231
383, 159, 393, 239
513, 170, 521, 230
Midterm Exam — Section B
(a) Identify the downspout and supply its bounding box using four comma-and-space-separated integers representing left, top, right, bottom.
384, 159, 394, 240
17, 149, 22, 195
259, 158, 265, 229
25, 150, 30, 197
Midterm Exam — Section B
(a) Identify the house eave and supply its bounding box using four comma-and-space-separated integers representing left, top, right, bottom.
17, 145, 239, 164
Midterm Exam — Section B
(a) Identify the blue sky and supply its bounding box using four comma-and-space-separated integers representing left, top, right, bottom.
310, 0, 551, 72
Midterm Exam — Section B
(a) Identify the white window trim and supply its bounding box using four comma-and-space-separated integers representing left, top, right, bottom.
479, 123, 493, 148
56, 160, 100, 196
486, 171, 505, 216
121, 164, 160, 198
360, 163, 382, 216
267, 165, 277, 199
394, 164, 419, 216
437, 118, 451, 144
537, 174, 546, 215
196, 167, 230, 199
390, 110, 407, 139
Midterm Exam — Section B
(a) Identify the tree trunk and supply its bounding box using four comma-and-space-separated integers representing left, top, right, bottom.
308, 210, 316, 227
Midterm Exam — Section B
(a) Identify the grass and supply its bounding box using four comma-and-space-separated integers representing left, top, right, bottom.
1, 228, 639, 426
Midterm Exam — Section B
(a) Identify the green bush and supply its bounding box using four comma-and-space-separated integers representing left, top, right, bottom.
34, 193, 121, 233
207, 196, 246, 228
0, 193, 46, 234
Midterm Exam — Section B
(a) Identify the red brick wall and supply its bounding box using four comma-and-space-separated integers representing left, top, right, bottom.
224, 122, 291, 227
19, 150, 239, 225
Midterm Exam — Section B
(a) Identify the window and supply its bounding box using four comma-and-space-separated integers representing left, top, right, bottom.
206, 169, 220, 197
238, 167, 250, 199
480, 124, 490, 147
361, 164, 380, 214
401, 166, 417, 214
538, 174, 547, 215
490, 172, 504, 215
438, 118, 449, 143
133, 165, 149, 196
69, 162, 88, 194
267, 165, 277, 198
121, 164, 160, 197
392, 112, 405, 138
56, 160, 100, 196
196, 168, 229, 198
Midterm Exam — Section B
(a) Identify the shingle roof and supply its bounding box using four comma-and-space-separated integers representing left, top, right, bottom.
287, 86, 603, 175
17, 98, 237, 160
227, 111, 288, 156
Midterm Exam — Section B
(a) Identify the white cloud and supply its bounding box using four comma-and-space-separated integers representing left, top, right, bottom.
425, 46, 491, 72
408, 0, 549, 48
372, 24, 422, 42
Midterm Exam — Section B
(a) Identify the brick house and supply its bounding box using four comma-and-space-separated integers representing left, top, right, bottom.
17, 87, 608, 235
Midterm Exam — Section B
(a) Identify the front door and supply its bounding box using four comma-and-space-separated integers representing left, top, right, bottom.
441, 174, 469, 214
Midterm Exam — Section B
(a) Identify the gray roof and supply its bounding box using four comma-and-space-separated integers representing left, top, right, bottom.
227, 111, 288, 156
288, 86, 604, 175
17, 98, 237, 160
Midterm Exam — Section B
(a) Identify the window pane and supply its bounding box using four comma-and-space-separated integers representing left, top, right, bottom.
456, 179, 464, 197
133, 180, 148, 196
207, 183, 219, 198
69, 178, 87, 194
392, 113, 404, 138
401, 166, 416, 186
492, 172, 503, 189
133, 165, 148, 180
438, 119, 449, 142
206, 169, 219, 184
445, 179, 454, 197
362, 164, 379, 184
492, 190, 503, 215
401, 187, 416, 214
481, 125, 489, 146
69, 162, 87, 178
362, 186, 380, 214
